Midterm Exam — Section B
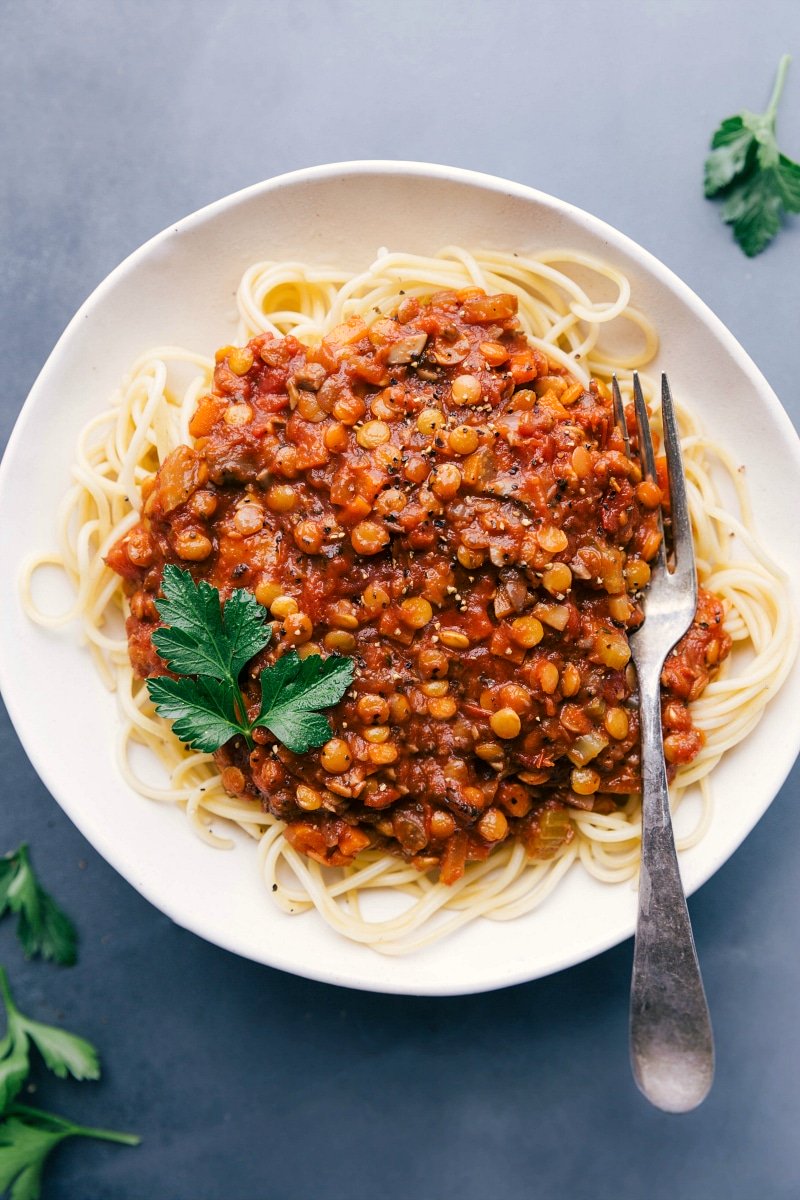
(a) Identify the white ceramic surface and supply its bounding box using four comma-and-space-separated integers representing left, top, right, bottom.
1, 161, 798, 995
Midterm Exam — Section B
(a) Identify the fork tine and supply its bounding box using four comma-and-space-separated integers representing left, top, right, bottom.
660, 375, 697, 596
632, 373, 666, 570
632, 373, 656, 480
611, 375, 631, 455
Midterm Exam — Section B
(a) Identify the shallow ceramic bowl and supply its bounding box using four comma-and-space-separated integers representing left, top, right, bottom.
1, 161, 798, 995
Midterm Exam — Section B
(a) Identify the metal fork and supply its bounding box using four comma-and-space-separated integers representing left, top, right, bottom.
612, 373, 714, 1113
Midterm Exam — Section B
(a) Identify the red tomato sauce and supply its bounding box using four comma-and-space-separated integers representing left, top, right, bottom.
107, 289, 730, 883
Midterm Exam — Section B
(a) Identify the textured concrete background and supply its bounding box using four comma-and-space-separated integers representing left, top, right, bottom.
1, 2, 799, 1197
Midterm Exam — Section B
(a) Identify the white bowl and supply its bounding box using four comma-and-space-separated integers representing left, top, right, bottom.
1, 161, 799, 995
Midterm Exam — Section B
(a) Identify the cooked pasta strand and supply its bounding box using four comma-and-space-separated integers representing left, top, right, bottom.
20, 249, 796, 953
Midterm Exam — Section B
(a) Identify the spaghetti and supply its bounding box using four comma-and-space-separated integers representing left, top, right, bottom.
22, 247, 796, 954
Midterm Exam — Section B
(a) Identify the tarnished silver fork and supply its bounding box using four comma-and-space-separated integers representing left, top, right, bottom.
612, 373, 714, 1113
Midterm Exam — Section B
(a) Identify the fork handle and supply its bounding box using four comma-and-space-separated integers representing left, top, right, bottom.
630, 665, 714, 1113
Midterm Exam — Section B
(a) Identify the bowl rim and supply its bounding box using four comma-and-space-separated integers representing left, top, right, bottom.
6, 156, 800, 465
1, 159, 799, 995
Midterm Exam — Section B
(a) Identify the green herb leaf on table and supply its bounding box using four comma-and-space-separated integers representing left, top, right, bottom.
0, 968, 99, 1114
0, 848, 77, 967
0, 1114, 56, 1200
146, 567, 354, 754
13, 1018, 99, 1085
0, 1031, 27, 1122
705, 55, 800, 256
0, 1107, 139, 1200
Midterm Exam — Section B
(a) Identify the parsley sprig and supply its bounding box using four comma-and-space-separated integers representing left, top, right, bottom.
0, 968, 139, 1199
0, 1106, 139, 1200
146, 566, 354, 755
705, 54, 800, 256
0, 968, 98, 1113
0, 848, 77, 967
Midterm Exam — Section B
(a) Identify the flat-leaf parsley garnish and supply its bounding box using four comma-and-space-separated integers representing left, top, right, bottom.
704, 54, 800, 256
146, 566, 354, 755
0, 1106, 139, 1200
0, 967, 99, 1114
0, 846, 77, 967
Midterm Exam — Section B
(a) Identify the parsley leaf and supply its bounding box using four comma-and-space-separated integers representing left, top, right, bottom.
0, 1115, 56, 1200
146, 568, 354, 754
0, 968, 99, 1114
0, 848, 77, 967
254, 651, 355, 753
705, 55, 800, 256
777, 154, 800, 208
146, 675, 244, 754
13, 1018, 99, 1085
0, 1107, 139, 1200
0, 1031, 27, 1122
152, 563, 271, 682
704, 116, 754, 194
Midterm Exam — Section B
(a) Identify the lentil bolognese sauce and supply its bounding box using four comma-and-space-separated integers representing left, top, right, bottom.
107, 288, 728, 884
24, 247, 794, 952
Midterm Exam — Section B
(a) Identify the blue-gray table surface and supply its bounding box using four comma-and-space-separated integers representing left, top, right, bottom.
2, 3, 800, 1197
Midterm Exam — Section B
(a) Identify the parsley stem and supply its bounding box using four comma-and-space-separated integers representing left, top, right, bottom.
232, 692, 252, 743
70, 1124, 142, 1147
767, 54, 792, 123
0, 964, 15, 1012
10, 1104, 141, 1146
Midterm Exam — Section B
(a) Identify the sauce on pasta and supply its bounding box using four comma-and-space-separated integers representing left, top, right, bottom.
24, 244, 793, 953
106, 288, 730, 884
